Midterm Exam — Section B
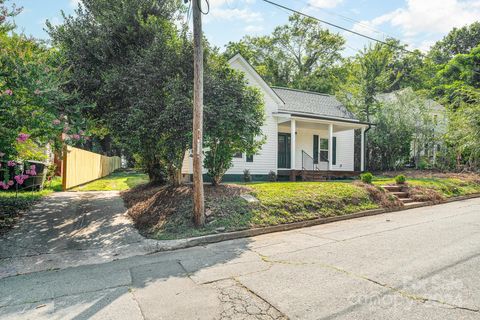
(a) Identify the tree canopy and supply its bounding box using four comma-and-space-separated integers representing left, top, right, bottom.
225, 13, 345, 94
48, 0, 266, 185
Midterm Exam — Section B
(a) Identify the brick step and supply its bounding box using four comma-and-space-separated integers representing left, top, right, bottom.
382, 185, 402, 192
390, 191, 409, 198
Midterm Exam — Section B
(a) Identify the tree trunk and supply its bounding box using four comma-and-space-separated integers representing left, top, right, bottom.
168, 165, 183, 187
146, 158, 164, 185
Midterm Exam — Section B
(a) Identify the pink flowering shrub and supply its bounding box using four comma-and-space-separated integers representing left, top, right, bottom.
0, 161, 38, 191
16, 133, 30, 143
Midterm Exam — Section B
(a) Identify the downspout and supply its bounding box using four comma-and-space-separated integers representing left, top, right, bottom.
363, 124, 372, 172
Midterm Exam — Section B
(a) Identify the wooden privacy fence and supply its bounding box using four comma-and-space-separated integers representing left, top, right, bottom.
62, 146, 121, 190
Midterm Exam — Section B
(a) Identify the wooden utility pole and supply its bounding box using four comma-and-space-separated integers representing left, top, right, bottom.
192, 0, 205, 226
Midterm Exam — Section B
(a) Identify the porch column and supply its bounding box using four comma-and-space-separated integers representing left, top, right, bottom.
360, 127, 365, 172
328, 124, 333, 171
290, 119, 296, 169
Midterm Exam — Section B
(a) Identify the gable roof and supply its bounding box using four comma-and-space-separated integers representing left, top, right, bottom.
228, 53, 360, 122
228, 53, 285, 107
272, 87, 357, 120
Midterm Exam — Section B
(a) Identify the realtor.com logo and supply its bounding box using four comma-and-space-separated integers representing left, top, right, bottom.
349, 275, 466, 310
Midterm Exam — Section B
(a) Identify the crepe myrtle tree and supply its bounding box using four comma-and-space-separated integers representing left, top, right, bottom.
203, 56, 265, 186
0, 10, 89, 163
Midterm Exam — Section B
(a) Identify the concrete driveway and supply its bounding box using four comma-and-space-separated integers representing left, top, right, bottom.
0, 192, 154, 278
1, 197, 480, 319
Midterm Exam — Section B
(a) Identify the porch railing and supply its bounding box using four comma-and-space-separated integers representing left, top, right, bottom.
301, 150, 319, 171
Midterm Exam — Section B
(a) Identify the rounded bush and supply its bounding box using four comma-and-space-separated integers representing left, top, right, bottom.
268, 170, 277, 182
360, 172, 373, 184
243, 169, 252, 183
395, 174, 406, 184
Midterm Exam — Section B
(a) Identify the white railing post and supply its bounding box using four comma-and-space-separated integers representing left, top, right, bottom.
328, 124, 333, 171
291, 119, 296, 170
361, 127, 365, 172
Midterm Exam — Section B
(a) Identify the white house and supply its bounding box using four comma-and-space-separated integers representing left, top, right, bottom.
377, 88, 446, 166
182, 53, 371, 182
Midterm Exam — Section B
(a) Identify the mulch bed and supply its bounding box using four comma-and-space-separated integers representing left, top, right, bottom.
121, 183, 251, 234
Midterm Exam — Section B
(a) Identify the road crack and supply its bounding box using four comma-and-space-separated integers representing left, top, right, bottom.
255, 251, 479, 314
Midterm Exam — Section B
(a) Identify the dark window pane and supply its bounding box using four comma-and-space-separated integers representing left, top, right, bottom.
313, 135, 319, 164
332, 137, 337, 165
320, 138, 328, 150
320, 150, 329, 162
246, 155, 253, 162
233, 152, 242, 158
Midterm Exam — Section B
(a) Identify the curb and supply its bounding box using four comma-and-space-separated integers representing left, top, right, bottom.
148, 193, 480, 254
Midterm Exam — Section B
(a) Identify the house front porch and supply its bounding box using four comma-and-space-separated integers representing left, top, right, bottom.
275, 113, 369, 181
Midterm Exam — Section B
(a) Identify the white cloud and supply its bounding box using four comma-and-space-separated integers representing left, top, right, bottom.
70, 0, 81, 8
245, 25, 264, 33
385, 0, 480, 36
351, 0, 480, 50
309, 0, 343, 9
209, 8, 262, 22
206, 1, 263, 24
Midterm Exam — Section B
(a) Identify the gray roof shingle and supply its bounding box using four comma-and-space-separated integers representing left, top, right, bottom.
272, 87, 357, 120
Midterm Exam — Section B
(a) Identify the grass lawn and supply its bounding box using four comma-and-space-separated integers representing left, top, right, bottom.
372, 176, 480, 198
72, 171, 149, 191
123, 171, 480, 240
123, 181, 379, 240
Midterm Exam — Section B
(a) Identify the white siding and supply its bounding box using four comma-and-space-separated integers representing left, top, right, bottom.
278, 125, 355, 171
331, 130, 355, 171
182, 58, 280, 175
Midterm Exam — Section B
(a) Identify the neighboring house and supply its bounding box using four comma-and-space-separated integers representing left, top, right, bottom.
376, 88, 447, 166
182, 53, 371, 181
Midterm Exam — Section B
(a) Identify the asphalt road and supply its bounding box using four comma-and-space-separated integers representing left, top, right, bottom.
1, 197, 480, 319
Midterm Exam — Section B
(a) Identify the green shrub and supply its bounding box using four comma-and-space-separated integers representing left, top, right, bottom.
243, 169, 251, 182
268, 170, 277, 182
395, 174, 406, 184
360, 172, 373, 184
418, 158, 429, 170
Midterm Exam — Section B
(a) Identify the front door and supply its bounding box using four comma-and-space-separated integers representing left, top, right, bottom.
278, 133, 291, 169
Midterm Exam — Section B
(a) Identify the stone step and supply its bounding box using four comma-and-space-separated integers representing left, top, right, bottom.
391, 191, 409, 198
404, 201, 426, 208
399, 198, 415, 204
382, 185, 402, 192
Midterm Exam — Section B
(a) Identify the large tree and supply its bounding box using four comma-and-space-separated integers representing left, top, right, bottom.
429, 22, 480, 64
49, 0, 266, 186
0, 3, 86, 162
203, 56, 265, 185
48, 0, 190, 183
431, 45, 480, 170
225, 13, 345, 93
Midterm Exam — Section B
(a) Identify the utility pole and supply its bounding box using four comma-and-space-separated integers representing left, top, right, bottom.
192, 0, 205, 226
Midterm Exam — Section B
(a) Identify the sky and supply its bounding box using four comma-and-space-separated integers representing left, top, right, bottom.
9, 0, 480, 55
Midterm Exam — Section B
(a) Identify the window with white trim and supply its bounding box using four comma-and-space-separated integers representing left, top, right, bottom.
319, 138, 329, 162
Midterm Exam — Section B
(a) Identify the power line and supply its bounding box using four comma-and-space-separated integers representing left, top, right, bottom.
259, 0, 417, 55
290, 0, 402, 41
258, 0, 480, 76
